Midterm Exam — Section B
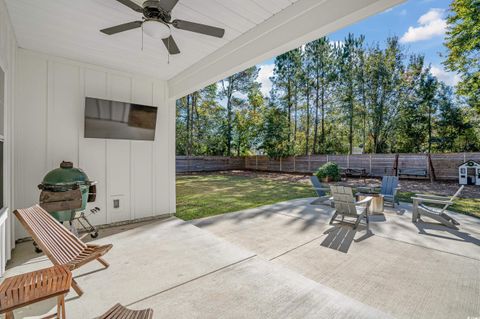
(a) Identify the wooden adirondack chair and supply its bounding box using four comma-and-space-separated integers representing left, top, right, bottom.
380, 176, 400, 207
309, 176, 332, 205
412, 186, 464, 229
14, 205, 112, 296
329, 186, 372, 231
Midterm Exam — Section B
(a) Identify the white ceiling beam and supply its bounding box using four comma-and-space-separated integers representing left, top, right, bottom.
168, 0, 405, 99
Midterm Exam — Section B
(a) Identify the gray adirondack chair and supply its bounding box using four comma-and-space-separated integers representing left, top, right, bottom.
329, 186, 372, 231
380, 176, 400, 207
310, 176, 332, 205
412, 186, 464, 229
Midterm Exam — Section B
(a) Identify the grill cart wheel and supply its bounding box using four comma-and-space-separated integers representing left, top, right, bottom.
33, 241, 43, 254
90, 231, 99, 239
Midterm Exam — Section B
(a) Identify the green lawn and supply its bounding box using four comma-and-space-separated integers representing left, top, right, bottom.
176, 174, 315, 220
175, 174, 480, 221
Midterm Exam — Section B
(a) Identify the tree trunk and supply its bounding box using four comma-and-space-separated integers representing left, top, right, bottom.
287, 79, 292, 143
186, 94, 191, 156
305, 85, 310, 155
294, 84, 298, 143
226, 78, 234, 156
321, 83, 325, 151
348, 83, 354, 155
313, 72, 320, 154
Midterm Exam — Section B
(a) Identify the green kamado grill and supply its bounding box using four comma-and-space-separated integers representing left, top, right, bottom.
38, 161, 99, 240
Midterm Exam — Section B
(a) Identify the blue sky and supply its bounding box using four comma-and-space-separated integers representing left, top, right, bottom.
256, 0, 459, 96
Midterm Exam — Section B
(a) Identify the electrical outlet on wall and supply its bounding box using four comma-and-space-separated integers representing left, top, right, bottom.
113, 199, 120, 208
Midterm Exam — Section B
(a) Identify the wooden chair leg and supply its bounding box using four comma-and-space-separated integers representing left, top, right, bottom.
71, 279, 84, 296
5, 311, 14, 319
97, 257, 110, 268
57, 295, 66, 319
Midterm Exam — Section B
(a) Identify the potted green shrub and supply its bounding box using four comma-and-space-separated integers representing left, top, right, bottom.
315, 162, 341, 182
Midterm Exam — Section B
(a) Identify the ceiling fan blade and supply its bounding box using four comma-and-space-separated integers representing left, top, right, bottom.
100, 21, 143, 35
162, 36, 180, 55
172, 19, 225, 38
159, 0, 179, 12
114, 0, 144, 12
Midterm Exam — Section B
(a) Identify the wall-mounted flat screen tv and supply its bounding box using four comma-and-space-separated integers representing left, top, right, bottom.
84, 97, 157, 141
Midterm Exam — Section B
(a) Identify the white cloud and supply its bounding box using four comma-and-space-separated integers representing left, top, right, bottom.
400, 8, 446, 43
257, 63, 275, 96
430, 65, 461, 86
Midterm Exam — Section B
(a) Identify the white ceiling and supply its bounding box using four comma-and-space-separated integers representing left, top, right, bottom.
5, 0, 299, 80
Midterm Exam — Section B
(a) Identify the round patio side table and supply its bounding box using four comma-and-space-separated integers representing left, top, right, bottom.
0, 265, 72, 319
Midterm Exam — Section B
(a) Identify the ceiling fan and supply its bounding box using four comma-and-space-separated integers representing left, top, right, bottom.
100, 0, 225, 55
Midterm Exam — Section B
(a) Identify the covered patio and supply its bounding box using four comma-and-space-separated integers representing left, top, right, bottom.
2, 0, 479, 318
5, 200, 480, 318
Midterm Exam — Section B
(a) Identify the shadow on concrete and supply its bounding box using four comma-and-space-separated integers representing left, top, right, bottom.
320, 225, 357, 253
191, 199, 334, 232
414, 220, 480, 246
368, 214, 387, 222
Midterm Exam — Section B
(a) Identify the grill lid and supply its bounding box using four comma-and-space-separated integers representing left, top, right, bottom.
39, 161, 91, 191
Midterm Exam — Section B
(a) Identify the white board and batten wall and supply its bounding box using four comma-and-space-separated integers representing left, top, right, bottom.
14, 48, 176, 239
0, 0, 16, 275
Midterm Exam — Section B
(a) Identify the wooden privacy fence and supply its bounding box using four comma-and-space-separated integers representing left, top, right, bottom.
176, 152, 480, 181
176, 156, 245, 173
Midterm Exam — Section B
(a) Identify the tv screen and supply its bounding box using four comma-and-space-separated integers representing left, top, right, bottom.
84, 97, 157, 141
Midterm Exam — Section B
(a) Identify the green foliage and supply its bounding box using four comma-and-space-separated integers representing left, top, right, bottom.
315, 162, 341, 181
177, 26, 480, 157
443, 0, 480, 110
260, 106, 293, 158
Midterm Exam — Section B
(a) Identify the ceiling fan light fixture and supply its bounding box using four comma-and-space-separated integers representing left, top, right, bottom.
143, 20, 171, 39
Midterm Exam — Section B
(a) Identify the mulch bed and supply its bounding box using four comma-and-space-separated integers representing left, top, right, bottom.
186, 170, 479, 199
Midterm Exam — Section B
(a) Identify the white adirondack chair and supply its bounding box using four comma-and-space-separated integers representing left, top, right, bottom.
329, 186, 372, 231
411, 186, 464, 229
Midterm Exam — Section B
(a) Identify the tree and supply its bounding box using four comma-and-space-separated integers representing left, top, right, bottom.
338, 34, 358, 154
443, 0, 480, 110
220, 66, 259, 155
421, 73, 439, 153
304, 38, 335, 154
395, 55, 430, 153
260, 105, 292, 158
176, 31, 480, 157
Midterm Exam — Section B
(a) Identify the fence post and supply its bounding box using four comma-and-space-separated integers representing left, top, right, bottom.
326, 155, 329, 163
308, 155, 311, 172
256, 155, 258, 171
347, 155, 350, 168
369, 155, 372, 174
293, 157, 296, 172
280, 158, 282, 172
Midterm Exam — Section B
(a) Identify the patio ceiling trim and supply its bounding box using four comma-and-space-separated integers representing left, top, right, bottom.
168, 0, 405, 99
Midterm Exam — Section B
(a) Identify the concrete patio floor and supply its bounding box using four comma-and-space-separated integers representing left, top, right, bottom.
4, 198, 480, 318
192, 199, 480, 319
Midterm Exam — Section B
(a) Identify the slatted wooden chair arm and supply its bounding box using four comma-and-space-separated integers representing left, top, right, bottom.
356, 196, 373, 206
414, 194, 451, 200
411, 197, 453, 205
